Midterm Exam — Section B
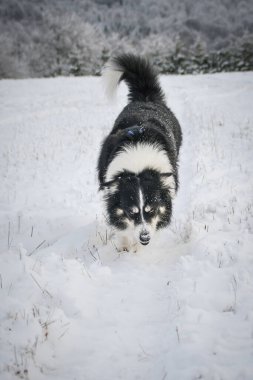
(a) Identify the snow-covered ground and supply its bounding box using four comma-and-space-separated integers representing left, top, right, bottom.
0, 72, 253, 380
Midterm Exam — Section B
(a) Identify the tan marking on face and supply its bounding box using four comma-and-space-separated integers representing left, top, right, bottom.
151, 215, 160, 230
159, 206, 166, 214
116, 208, 124, 216
123, 218, 135, 229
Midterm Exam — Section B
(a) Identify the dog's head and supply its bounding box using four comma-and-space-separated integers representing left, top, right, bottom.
101, 169, 174, 245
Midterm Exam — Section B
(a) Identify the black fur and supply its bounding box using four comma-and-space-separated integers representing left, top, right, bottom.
111, 54, 166, 103
97, 54, 182, 243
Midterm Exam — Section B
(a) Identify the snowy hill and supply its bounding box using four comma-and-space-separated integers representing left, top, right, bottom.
0, 72, 253, 380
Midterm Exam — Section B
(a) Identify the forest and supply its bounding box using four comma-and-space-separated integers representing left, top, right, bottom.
0, 0, 253, 78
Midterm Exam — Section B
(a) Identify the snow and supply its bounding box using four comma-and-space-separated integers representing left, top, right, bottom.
0, 72, 253, 380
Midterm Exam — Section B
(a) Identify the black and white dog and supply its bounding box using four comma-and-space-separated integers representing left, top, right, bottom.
98, 54, 182, 251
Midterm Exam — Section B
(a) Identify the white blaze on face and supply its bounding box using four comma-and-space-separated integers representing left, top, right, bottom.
135, 186, 154, 240
139, 187, 145, 224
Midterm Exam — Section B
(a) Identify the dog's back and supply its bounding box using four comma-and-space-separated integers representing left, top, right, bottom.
99, 54, 182, 186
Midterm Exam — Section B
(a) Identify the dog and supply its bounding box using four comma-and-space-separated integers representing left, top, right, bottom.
97, 54, 182, 251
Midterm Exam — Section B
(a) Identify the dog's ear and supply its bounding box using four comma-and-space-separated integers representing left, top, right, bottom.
160, 173, 176, 198
160, 172, 173, 178
99, 176, 121, 191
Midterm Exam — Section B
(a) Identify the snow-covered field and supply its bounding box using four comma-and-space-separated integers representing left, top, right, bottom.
0, 72, 253, 380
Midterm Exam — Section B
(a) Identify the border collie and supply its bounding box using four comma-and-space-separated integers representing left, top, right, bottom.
98, 54, 182, 251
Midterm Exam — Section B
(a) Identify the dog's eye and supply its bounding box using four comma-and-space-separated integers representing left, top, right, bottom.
129, 206, 139, 215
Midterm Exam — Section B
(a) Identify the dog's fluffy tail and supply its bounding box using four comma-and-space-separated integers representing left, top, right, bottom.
103, 53, 165, 103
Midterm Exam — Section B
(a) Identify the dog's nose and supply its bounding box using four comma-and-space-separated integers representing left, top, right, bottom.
140, 231, 150, 245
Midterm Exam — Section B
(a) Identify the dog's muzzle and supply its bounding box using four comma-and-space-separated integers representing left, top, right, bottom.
139, 230, 150, 245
